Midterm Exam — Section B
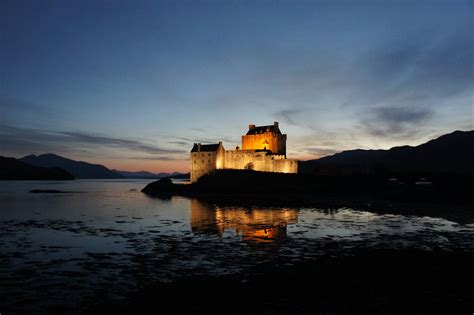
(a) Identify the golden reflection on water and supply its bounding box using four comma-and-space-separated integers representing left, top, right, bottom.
190, 199, 298, 244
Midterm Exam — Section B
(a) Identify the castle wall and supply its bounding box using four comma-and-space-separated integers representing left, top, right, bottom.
241, 132, 287, 156
191, 151, 217, 183
191, 148, 298, 183
190, 143, 226, 183
223, 150, 297, 174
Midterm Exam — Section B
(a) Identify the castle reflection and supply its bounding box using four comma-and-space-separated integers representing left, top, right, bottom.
190, 199, 298, 245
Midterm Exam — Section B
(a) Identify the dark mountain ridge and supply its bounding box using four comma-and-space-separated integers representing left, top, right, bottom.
113, 169, 184, 179
300, 130, 474, 175
21, 154, 123, 179
0, 156, 74, 180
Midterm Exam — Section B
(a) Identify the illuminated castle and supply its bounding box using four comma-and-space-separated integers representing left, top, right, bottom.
190, 122, 298, 182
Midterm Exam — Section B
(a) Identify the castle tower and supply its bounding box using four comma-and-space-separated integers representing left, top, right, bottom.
241, 121, 287, 156
190, 142, 225, 183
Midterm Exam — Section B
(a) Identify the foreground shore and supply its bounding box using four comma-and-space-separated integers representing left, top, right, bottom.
91, 248, 474, 314
2, 177, 472, 313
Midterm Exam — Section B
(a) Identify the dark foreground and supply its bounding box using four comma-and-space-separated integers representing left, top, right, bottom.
92, 249, 474, 314
2, 178, 473, 314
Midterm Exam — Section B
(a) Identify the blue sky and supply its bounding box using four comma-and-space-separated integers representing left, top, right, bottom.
1, 0, 472, 172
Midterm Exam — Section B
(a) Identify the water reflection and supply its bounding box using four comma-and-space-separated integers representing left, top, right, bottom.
190, 199, 298, 244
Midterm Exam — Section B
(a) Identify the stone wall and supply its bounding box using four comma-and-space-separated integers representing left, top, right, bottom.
223, 150, 297, 174
191, 148, 298, 183
241, 132, 287, 156
190, 151, 217, 183
191, 143, 226, 183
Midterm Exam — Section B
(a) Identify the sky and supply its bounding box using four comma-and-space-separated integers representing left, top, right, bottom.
1, 0, 472, 173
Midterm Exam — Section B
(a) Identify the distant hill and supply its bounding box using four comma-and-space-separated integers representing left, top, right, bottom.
169, 172, 190, 180
0, 156, 74, 180
113, 170, 185, 179
300, 130, 474, 175
21, 154, 123, 179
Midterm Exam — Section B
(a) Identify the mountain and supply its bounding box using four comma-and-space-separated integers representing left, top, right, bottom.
112, 169, 180, 178
300, 130, 474, 175
113, 170, 163, 178
0, 156, 74, 180
113, 169, 188, 179
21, 154, 123, 179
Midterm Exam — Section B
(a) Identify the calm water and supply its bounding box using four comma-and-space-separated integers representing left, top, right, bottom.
1, 179, 473, 311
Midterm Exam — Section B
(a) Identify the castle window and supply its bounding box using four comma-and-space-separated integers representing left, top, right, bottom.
202, 160, 204, 163
208, 160, 211, 163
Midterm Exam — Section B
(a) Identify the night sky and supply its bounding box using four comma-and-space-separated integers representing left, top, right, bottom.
1, 0, 472, 172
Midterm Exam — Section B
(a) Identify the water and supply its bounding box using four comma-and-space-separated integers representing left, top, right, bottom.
1, 179, 473, 311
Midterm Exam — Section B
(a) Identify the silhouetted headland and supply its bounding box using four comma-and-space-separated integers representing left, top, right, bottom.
0, 156, 74, 180
21, 153, 123, 179
143, 169, 474, 222
112, 169, 188, 179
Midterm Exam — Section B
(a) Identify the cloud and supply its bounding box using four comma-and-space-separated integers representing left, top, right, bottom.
0, 124, 185, 159
190, 127, 206, 132
374, 107, 432, 125
230, 28, 472, 135
125, 156, 185, 161
358, 28, 473, 105
167, 141, 189, 146
362, 106, 434, 137
165, 135, 237, 145
56, 131, 184, 155
274, 109, 303, 125
301, 147, 339, 158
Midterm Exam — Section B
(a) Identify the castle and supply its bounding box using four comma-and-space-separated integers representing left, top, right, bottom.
190, 122, 298, 182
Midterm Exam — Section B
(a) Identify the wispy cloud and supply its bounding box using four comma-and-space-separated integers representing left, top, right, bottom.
301, 147, 339, 158
362, 106, 434, 137
0, 124, 185, 160
274, 109, 303, 125
56, 131, 184, 154
164, 135, 237, 146
125, 156, 186, 161
167, 140, 189, 146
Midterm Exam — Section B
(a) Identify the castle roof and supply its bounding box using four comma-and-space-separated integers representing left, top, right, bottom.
191, 143, 220, 152
246, 124, 282, 135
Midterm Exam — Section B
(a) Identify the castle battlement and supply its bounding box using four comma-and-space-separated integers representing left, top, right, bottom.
190, 122, 298, 182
